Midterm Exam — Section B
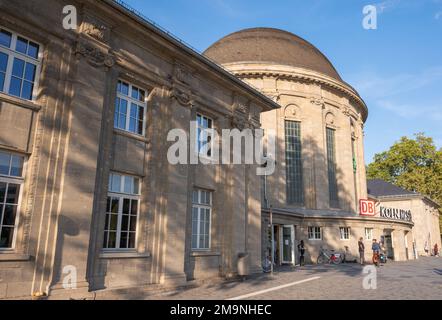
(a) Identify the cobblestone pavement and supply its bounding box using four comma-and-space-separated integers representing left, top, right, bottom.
142, 257, 442, 300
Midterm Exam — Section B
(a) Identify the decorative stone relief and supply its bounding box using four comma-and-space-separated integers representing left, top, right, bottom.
284, 104, 300, 119
310, 97, 325, 108
172, 62, 192, 85
325, 112, 335, 126
81, 15, 110, 43
75, 39, 115, 69
169, 86, 194, 107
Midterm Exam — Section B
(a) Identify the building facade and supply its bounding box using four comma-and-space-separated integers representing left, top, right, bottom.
204, 28, 440, 265
368, 179, 441, 260
0, 0, 279, 299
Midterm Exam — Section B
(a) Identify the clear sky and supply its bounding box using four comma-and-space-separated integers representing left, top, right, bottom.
123, 0, 442, 164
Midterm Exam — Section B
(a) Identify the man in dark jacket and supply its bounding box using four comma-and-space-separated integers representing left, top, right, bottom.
358, 237, 365, 265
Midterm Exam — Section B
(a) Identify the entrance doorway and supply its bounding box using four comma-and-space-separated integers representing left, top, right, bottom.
281, 225, 295, 264
271, 225, 295, 265
383, 230, 394, 260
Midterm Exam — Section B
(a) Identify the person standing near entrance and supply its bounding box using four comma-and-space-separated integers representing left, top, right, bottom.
372, 239, 381, 266
358, 237, 365, 265
298, 240, 305, 266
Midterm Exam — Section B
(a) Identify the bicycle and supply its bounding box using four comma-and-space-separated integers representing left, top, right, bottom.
317, 247, 343, 265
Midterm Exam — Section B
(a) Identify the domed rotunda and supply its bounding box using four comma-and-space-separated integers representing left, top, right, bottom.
205, 28, 414, 265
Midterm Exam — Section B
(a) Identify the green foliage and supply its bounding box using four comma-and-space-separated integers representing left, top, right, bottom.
367, 133, 442, 230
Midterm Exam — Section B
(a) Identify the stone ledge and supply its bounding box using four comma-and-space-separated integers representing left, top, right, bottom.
99, 251, 151, 259
0, 254, 31, 262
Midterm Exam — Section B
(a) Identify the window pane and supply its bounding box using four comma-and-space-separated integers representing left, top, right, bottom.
114, 97, 120, 128
6, 184, 20, 204
130, 199, 138, 215
124, 176, 133, 194
21, 81, 33, 100
192, 235, 198, 249
109, 214, 118, 231
0, 152, 10, 175
192, 191, 198, 204
108, 232, 116, 248
128, 232, 136, 248
121, 214, 129, 231
15, 37, 28, 55
120, 232, 128, 248
119, 81, 129, 95
103, 232, 108, 248
122, 198, 130, 214
129, 215, 137, 232
110, 198, 119, 213
131, 87, 139, 100
10, 155, 23, 177
2, 205, 17, 226
133, 178, 139, 195
0, 73, 4, 92
24, 63, 36, 82
12, 58, 25, 77
0, 182, 6, 202
0, 226, 14, 248
110, 174, 121, 192
9, 77, 22, 97
0, 52, 8, 72
28, 42, 39, 59
0, 30, 12, 48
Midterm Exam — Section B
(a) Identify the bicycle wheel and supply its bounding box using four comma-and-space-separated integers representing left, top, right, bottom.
317, 254, 326, 264
332, 254, 342, 265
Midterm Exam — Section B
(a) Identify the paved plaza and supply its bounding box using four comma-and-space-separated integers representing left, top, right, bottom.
113, 257, 442, 300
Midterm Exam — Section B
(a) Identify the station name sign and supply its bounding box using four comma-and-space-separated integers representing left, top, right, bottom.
379, 206, 412, 222
359, 199, 413, 222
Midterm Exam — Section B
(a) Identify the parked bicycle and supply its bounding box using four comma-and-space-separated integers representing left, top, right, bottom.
317, 247, 343, 265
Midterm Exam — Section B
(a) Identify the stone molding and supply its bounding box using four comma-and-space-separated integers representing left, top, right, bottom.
74, 38, 116, 69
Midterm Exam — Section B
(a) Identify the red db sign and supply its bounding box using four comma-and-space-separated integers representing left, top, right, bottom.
360, 199, 375, 216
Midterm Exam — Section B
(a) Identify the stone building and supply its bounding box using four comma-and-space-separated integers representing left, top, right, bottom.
0, 0, 279, 299
368, 180, 441, 260
205, 28, 440, 265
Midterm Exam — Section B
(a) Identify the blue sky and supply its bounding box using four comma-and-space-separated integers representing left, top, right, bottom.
124, 0, 442, 163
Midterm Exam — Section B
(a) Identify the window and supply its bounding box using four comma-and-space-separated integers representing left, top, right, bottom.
196, 114, 213, 157
0, 28, 41, 100
0, 151, 24, 249
308, 226, 322, 240
114, 80, 147, 135
103, 173, 140, 250
365, 228, 373, 240
192, 189, 212, 250
340, 227, 350, 240
285, 120, 303, 204
326, 127, 339, 208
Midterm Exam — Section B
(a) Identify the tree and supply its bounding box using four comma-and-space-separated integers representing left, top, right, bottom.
367, 133, 442, 232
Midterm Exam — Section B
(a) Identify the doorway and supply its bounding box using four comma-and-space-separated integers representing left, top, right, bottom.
383, 230, 394, 260
280, 225, 295, 265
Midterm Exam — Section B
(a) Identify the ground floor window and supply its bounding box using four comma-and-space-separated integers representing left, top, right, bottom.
103, 173, 140, 250
365, 228, 373, 240
0, 150, 24, 249
339, 227, 351, 240
308, 226, 322, 240
192, 189, 212, 250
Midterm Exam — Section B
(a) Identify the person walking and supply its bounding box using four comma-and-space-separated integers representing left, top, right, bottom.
434, 243, 439, 257
298, 240, 305, 266
358, 237, 365, 265
372, 239, 381, 266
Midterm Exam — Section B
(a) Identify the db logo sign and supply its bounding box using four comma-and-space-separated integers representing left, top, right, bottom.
360, 199, 376, 216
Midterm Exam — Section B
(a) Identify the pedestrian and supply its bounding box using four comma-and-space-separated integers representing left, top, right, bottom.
372, 239, 381, 266
298, 240, 305, 266
424, 241, 429, 255
434, 244, 439, 257
358, 237, 365, 265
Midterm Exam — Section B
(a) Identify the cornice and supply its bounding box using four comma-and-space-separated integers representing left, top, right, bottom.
223, 63, 368, 122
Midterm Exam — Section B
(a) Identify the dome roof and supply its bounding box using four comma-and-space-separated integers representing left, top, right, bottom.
204, 28, 342, 81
